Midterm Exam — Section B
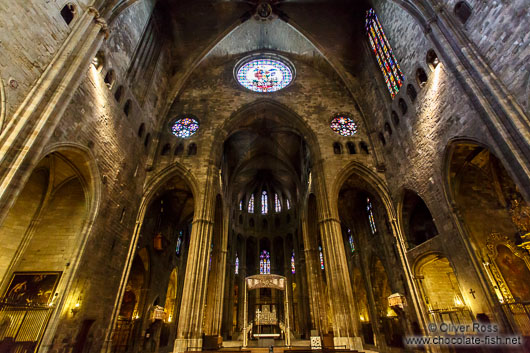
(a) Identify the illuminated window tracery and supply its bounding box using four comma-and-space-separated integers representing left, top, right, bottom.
367, 197, 377, 234
248, 194, 255, 213
260, 250, 271, 274
261, 191, 268, 214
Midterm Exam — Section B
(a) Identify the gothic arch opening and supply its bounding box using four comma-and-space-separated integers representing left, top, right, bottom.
401, 189, 438, 248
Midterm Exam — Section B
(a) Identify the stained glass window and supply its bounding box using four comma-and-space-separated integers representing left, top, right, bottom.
367, 197, 377, 234
286, 199, 291, 210
171, 117, 199, 138
176, 230, 183, 255
319, 246, 324, 270
330, 115, 358, 136
348, 228, 355, 253
260, 250, 271, 274
291, 251, 296, 274
239, 200, 243, 211
366, 8, 405, 98
275, 194, 281, 213
235, 254, 239, 275
236, 58, 293, 93
248, 194, 254, 213
261, 191, 268, 214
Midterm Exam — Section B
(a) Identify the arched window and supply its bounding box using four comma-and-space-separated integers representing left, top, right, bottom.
174, 143, 183, 155
209, 243, 213, 271
426, 49, 440, 71
114, 85, 124, 102
384, 122, 392, 136
187, 143, 197, 156
407, 84, 417, 102
104, 69, 116, 89
416, 67, 428, 87
333, 142, 343, 154
291, 251, 296, 274
379, 132, 386, 146
348, 228, 355, 253
239, 200, 243, 211
367, 197, 377, 234
398, 98, 407, 115
61, 3, 76, 25
176, 230, 183, 255
123, 100, 132, 117
360, 141, 369, 154
260, 250, 271, 274
366, 9, 404, 98
248, 194, 255, 213
275, 193, 281, 212
454, 1, 472, 24
144, 133, 151, 148
346, 142, 356, 154
391, 111, 400, 126
319, 246, 324, 270
92, 51, 105, 72
161, 143, 171, 155
286, 199, 291, 210
261, 191, 268, 214
138, 123, 145, 138
235, 254, 239, 275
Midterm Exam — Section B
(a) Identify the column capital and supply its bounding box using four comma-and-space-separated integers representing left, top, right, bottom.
87, 6, 110, 38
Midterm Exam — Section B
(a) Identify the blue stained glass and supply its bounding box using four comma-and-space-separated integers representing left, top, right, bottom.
286, 199, 291, 210
260, 250, 271, 274
248, 194, 254, 213
171, 117, 199, 138
330, 115, 358, 137
367, 197, 377, 234
235, 254, 239, 275
366, 9, 404, 98
275, 193, 281, 213
291, 251, 296, 274
176, 230, 183, 255
348, 229, 355, 253
239, 200, 243, 211
237, 59, 293, 93
261, 191, 268, 214
319, 246, 324, 270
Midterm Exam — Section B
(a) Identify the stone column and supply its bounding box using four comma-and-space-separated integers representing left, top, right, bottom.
312, 162, 361, 350
174, 165, 217, 352
204, 201, 229, 336
0, 5, 108, 225
300, 204, 329, 334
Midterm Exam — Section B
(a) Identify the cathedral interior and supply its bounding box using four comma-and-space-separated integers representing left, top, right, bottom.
0, 0, 530, 353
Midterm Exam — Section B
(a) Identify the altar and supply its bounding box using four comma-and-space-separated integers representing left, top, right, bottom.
243, 274, 291, 347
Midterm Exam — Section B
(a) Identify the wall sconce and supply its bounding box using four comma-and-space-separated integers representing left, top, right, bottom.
167, 314, 172, 323
71, 301, 81, 315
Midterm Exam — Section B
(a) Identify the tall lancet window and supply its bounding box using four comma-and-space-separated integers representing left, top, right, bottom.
261, 191, 268, 214
235, 254, 239, 275
291, 251, 296, 274
248, 194, 255, 213
176, 230, 183, 255
348, 228, 355, 253
286, 199, 291, 210
319, 246, 324, 270
209, 243, 214, 271
366, 8, 404, 98
239, 200, 243, 211
260, 250, 271, 274
367, 197, 377, 234
275, 193, 282, 213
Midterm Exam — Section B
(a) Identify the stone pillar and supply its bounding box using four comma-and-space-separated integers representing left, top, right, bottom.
174, 166, 217, 352
312, 162, 361, 350
204, 200, 229, 336
300, 202, 329, 334
0, 6, 108, 225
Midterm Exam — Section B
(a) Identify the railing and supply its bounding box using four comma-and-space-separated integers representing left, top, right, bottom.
0, 302, 53, 353
427, 308, 474, 328
500, 301, 530, 336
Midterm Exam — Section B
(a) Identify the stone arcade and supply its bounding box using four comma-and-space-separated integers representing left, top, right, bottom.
0, 1, 529, 353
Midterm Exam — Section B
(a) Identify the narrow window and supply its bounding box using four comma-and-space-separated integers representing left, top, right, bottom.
260, 250, 271, 274
379, 132, 386, 146
367, 197, 377, 234
188, 143, 197, 156
360, 141, 369, 154
176, 230, 183, 255
286, 199, 291, 210
239, 200, 243, 211
114, 85, 124, 102
319, 246, 324, 270
138, 123, 145, 138
416, 67, 428, 87
391, 111, 400, 126
92, 51, 105, 71
384, 122, 392, 136
174, 143, 184, 155
274, 194, 281, 212
407, 84, 417, 102
144, 133, 151, 148
161, 143, 171, 155
366, 9, 405, 98
61, 3, 76, 25
104, 69, 116, 89
123, 100, 132, 117
261, 191, 268, 214
235, 254, 239, 275
291, 251, 296, 274
398, 98, 408, 115
333, 142, 343, 154
426, 49, 440, 71
346, 142, 356, 154
454, 1, 472, 24
248, 194, 255, 213
348, 229, 355, 253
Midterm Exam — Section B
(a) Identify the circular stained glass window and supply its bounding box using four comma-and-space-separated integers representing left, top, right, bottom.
235, 56, 294, 93
330, 115, 358, 136
171, 117, 199, 138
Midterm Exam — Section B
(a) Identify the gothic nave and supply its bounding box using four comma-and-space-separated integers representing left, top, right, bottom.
0, 1, 529, 353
